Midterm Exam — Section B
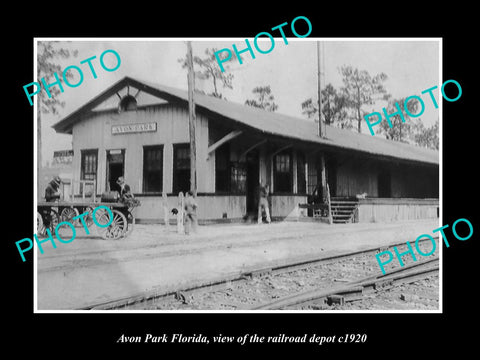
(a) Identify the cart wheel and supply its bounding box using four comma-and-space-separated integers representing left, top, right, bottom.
49, 209, 59, 233
39, 209, 59, 235
60, 207, 80, 225
95, 208, 127, 240
124, 210, 135, 237
82, 206, 95, 227
37, 212, 44, 235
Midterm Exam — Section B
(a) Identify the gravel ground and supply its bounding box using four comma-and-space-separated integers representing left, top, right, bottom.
36, 219, 440, 309
325, 274, 439, 310
124, 238, 440, 311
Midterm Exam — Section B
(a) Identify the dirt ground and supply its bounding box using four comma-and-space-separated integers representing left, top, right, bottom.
333, 275, 439, 310
128, 238, 439, 311
36, 219, 441, 310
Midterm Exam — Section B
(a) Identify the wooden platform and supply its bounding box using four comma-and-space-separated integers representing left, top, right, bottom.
296, 197, 439, 223
37, 201, 128, 208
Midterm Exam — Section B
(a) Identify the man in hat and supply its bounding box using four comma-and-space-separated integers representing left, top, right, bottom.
45, 175, 62, 202
116, 176, 133, 202
257, 181, 271, 224
41, 175, 62, 235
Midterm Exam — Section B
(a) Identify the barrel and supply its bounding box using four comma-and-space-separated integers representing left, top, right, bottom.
101, 191, 119, 202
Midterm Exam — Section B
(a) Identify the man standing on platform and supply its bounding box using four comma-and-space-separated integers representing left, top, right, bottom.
257, 181, 271, 224
184, 191, 198, 235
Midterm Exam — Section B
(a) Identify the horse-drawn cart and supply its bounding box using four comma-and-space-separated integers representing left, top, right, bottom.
37, 198, 140, 240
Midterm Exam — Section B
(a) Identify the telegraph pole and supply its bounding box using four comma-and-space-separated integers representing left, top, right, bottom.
186, 41, 197, 195
317, 41, 329, 222
317, 41, 323, 138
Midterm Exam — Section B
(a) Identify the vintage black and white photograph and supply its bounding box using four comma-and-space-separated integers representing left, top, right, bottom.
34, 38, 441, 312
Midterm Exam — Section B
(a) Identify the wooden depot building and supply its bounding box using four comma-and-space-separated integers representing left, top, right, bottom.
52, 76, 439, 224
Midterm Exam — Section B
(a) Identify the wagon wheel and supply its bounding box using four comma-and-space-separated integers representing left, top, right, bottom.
94, 208, 127, 240
82, 206, 95, 227
47, 209, 59, 234
37, 212, 44, 235
60, 207, 80, 225
38, 209, 59, 236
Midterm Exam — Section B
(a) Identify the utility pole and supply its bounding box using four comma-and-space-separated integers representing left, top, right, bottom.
317, 42, 329, 221
317, 41, 323, 138
186, 41, 197, 195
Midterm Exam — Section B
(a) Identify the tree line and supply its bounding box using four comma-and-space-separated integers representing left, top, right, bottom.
36, 43, 438, 154
180, 48, 439, 151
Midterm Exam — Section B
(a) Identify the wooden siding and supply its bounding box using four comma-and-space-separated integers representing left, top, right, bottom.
391, 164, 438, 198
332, 155, 438, 199
271, 195, 308, 218
67, 98, 438, 223
135, 194, 246, 221
357, 198, 439, 223
335, 157, 379, 197
72, 104, 211, 195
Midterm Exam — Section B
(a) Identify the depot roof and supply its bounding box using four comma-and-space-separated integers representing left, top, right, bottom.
53, 76, 439, 166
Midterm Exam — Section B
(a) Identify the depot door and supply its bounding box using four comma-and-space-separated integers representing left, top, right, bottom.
378, 168, 391, 198
106, 149, 125, 192
246, 150, 259, 213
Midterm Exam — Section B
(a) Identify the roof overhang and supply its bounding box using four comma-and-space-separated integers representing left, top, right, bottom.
52, 76, 439, 167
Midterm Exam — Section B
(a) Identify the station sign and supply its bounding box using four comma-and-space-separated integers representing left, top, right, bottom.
112, 122, 157, 135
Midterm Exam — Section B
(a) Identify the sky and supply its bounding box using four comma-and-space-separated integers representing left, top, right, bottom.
35, 38, 440, 166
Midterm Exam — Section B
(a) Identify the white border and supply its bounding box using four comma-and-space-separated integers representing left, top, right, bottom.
33, 37, 443, 314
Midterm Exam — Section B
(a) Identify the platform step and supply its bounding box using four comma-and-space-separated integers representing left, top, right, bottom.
330, 199, 359, 223
332, 214, 353, 218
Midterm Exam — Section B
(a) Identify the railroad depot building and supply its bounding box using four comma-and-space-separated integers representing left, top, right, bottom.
52, 76, 439, 224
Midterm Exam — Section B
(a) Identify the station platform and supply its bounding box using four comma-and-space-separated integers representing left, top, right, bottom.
36, 218, 440, 310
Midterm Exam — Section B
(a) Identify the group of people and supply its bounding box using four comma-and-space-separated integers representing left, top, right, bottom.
44, 176, 133, 203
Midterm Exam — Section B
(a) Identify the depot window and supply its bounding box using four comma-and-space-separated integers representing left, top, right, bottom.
173, 144, 190, 194
80, 149, 98, 195
274, 149, 293, 193
119, 95, 137, 111
80, 149, 98, 181
143, 145, 163, 193
230, 162, 246, 193
297, 151, 306, 194
215, 143, 230, 192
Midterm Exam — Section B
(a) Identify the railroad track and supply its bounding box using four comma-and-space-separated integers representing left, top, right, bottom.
251, 256, 439, 310
82, 237, 439, 310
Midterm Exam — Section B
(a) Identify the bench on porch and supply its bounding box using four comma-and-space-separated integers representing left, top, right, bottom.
298, 203, 330, 218
297, 198, 359, 224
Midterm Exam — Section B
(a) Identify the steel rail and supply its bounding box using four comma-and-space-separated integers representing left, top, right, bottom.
81, 237, 439, 310
251, 257, 439, 310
